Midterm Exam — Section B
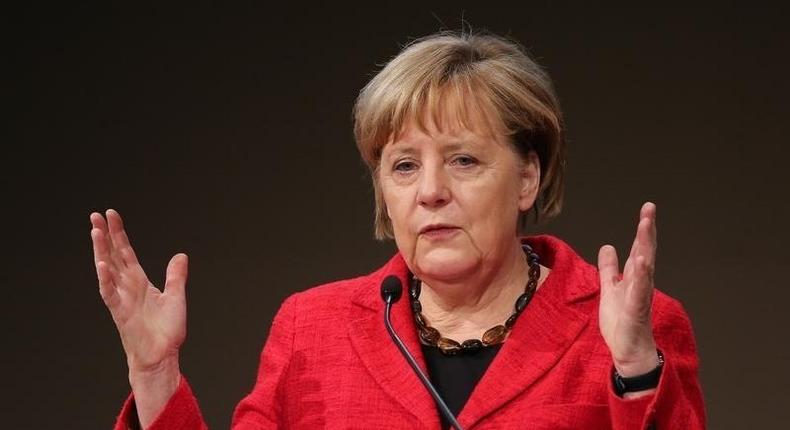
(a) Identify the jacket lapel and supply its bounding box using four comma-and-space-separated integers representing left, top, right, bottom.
348, 255, 441, 429
347, 236, 598, 429
457, 236, 598, 429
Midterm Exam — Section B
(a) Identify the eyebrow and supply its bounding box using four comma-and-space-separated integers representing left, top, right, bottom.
386, 140, 483, 159
385, 146, 419, 160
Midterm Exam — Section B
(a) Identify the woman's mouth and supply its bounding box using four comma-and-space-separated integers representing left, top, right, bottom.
419, 224, 461, 240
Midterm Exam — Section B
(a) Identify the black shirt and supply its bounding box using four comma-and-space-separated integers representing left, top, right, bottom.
421, 344, 503, 429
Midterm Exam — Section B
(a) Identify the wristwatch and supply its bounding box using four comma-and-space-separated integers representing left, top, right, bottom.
612, 350, 664, 397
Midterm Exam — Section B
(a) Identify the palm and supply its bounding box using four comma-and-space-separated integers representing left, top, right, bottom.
597, 203, 658, 375
90, 210, 188, 372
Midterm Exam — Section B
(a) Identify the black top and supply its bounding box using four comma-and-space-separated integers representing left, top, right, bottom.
422, 344, 503, 429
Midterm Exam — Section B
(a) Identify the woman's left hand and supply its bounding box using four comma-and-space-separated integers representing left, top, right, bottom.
597, 202, 660, 378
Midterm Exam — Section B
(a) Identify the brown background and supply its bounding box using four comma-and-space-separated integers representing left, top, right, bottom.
6, 3, 789, 429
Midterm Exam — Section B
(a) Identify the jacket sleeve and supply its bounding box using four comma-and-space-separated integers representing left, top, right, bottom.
113, 377, 208, 430
607, 298, 707, 429
230, 293, 299, 428
112, 293, 300, 430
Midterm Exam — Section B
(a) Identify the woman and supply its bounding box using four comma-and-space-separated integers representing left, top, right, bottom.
92, 31, 705, 429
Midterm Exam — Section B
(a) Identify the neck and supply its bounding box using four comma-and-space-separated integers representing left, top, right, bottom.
417, 242, 543, 341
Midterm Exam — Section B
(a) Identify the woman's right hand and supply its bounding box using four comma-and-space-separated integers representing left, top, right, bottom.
90, 209, 187, 427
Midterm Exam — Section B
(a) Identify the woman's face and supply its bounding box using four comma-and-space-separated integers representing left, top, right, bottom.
378, 115, 540, 283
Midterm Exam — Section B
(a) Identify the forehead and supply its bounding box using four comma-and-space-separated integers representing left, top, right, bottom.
388, 88, 507, 149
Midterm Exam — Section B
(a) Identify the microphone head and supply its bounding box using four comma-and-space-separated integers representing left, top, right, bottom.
380, 275, 403, 304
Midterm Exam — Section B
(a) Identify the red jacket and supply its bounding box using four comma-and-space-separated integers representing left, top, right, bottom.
114, 235, 705, 429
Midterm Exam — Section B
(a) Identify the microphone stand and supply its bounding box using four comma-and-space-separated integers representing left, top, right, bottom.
383, 290, 465, 430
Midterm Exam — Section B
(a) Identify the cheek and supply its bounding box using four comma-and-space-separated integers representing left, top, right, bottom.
382, 187, 405, 227
463, 179, 521, 238
381, 182, 416, 245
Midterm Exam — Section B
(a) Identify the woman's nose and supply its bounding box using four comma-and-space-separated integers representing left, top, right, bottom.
417, 164, 451, 208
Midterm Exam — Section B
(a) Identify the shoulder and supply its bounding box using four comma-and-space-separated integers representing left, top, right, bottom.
525, 234, 602, 303
276, 252, 409, 324
652, 289, 692, 322
651, 289, 698, 350
288, 274, 371, 306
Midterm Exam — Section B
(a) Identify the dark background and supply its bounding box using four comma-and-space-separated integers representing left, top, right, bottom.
6, 3, 789, 429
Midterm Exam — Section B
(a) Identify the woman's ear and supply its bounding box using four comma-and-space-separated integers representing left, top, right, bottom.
518, 151, 541, 212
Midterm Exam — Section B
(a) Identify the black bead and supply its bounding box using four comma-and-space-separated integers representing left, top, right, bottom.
409, 280, 421, 300
505, 313, 519, 329
515, 292, 530, 313
461, 339, 483, 353
411, 300, 422, 313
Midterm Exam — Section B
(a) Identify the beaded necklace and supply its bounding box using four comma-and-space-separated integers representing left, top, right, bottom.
409, 244, 541, 356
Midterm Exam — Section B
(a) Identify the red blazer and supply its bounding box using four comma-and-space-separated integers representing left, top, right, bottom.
114, 235, 705, 429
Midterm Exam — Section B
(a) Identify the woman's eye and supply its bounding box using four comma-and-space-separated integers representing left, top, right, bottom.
452, 155, 477, 167
394, 161, 417, 172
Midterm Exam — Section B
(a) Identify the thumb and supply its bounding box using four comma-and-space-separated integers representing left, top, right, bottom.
164, 253, 188, 298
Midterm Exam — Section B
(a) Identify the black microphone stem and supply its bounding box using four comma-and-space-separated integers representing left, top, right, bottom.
384, 297, 465, 430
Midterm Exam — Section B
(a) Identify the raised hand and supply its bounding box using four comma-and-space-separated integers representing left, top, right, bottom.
90, 209, 186, 428
597, 202, 660, 379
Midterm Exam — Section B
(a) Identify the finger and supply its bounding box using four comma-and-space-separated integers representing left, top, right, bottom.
90, 212, 108, 233
91, 228, 126, 289
624, 202, 657, 277
597, 245, 620, 290
636, 202, 657, 254
625, 255, 655, 320
164, 253, 189, 299
94, 210, 127, 270
96, 261, 121, 309
106, 209, 140, 267
643, 202, 657, 255
623, 217, 646, 278
633, 205, 657, 275
640, 201, 657, 221
90, 212, 111, 264
91, 227, 113, 267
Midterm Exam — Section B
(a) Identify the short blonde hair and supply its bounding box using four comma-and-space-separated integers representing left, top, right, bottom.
353, 31, 566, 239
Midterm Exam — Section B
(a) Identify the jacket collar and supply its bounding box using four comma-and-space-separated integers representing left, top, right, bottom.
348, 235, 598, 429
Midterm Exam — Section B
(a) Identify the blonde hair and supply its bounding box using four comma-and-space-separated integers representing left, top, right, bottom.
353, 30, 566, 239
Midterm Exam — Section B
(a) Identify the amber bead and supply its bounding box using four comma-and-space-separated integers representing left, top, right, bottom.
415, 312, 427, 328
419, 326, 441, 344
437, 337, 462, 355
482, 325, 508, 345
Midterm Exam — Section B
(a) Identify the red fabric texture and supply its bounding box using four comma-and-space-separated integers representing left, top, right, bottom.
114, 235, 705, 429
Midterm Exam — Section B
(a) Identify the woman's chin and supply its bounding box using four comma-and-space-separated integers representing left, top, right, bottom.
413, 247, 479, 282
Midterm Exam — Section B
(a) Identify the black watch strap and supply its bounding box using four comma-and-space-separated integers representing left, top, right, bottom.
612, 350, 664, 397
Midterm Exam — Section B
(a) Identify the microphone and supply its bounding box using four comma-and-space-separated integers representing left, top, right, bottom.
380, 275, 465, 430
